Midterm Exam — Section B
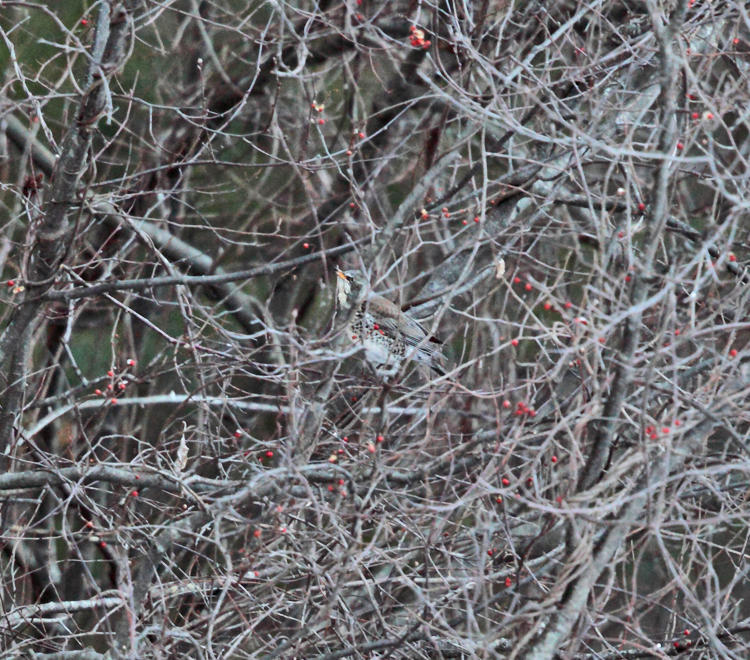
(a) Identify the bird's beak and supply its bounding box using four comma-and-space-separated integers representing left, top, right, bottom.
336, 269, 348, 281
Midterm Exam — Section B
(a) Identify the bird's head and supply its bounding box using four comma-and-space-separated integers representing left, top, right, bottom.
335, 268, 365, 310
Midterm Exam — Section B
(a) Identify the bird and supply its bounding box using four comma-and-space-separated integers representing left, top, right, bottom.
334, 268, 447, 376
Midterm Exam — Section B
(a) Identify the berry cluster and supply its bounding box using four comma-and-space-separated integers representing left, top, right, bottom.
310, 101, 325, 125
409, 25, 431, 49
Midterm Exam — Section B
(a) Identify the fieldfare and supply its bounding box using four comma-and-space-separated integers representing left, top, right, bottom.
334, 268, 447, 376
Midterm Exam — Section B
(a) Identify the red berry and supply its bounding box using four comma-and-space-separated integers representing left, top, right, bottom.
729, 348, 738, 357
505, 577, 512, 587
513, 276, 521, 284
501, 477, 510, 486
564, 301, 572, 309
524, 283, 532, 291
6, 280, 14, 287
617, 231, 624, 238
473, 216, 480, 223
376, 435, 384, 443
502, 400, 511, 408
131, 490, 139, 497
728, 253, 736, 262
543, 302, 551, 310
511, 339, 518, 347
303, 242, 310, 249
551, 455, 557, 463
358, 131, 365, 139
691, 112, 699, 119
638, 202, 646, 211
487, 549, 493, 556
676, 142, 684, 150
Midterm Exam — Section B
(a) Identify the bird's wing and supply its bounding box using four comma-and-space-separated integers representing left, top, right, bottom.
367, 294, 440, 348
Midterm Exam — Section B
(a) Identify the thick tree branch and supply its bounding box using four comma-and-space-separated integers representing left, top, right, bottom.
0, 1, 140, 457
578, 1, 688, 492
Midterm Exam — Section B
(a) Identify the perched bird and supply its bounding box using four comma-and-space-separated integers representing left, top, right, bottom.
334, 268, 447, 376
